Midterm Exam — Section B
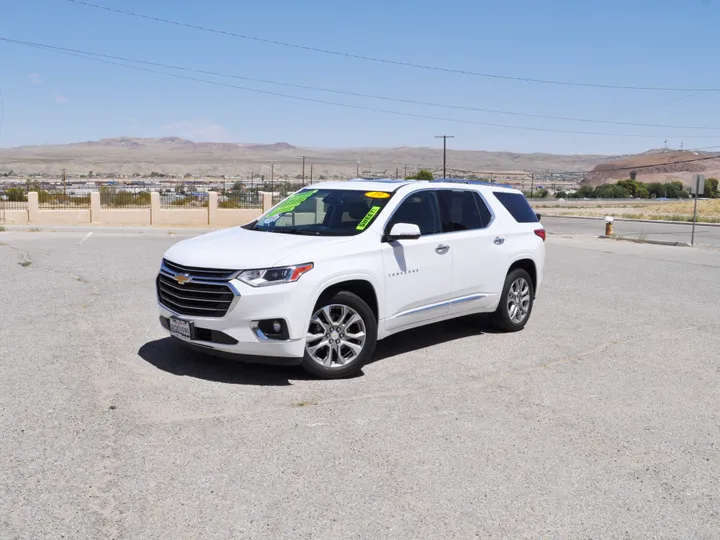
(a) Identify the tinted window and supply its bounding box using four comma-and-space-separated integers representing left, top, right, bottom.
474, 193, 493, 227
387, 191, 442, 236
437, 190, 485, 231
493, 192, 539, 223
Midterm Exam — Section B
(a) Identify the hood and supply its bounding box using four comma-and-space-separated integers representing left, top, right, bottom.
163, 227, 352, 270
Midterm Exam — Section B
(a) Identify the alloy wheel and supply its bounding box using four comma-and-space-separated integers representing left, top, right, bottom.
306, 304, 367, 368
507, 277, 531, 324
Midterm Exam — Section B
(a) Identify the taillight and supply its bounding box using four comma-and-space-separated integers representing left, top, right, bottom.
534, 229, 546, 241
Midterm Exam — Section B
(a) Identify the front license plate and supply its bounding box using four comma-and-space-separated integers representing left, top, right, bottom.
169, 317, 192, 340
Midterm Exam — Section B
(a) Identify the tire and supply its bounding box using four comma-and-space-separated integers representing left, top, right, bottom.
490, 269, 534, 332
301, 291, 377, 379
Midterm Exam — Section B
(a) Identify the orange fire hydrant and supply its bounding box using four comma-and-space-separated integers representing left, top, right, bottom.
605, 216, 614, 236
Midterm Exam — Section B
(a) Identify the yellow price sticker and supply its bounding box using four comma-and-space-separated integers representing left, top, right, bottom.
364, 191, 391, 199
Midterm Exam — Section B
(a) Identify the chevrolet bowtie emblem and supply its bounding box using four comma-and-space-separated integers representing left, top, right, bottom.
174, 273, 192, 285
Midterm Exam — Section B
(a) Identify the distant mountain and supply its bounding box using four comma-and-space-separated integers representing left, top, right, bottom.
0, 136, 622, 179
583, 150, 720, 186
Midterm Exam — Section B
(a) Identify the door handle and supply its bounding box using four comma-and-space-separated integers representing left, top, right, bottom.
435, 244, 450, 254
494, 237, 505, 245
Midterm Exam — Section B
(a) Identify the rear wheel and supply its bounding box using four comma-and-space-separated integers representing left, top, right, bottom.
301, 291, 377, 379
490, 269, 534, 332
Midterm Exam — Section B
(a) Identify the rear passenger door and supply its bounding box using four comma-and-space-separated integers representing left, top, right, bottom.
436, 189, 509, 314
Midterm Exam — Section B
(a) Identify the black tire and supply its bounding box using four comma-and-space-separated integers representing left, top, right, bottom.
301, 291, 378, 379
490, 268, 535, 332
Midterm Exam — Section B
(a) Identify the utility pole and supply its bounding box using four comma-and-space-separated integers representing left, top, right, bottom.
62, 168, 67, 197
404, 165, 407, 179
435, 135, 454, 179
356, 162, 360, 178
530, 173, 535, 199
270, 163, 275, 195
396, 166, 399, 179
301, 157, 306, 187
310, 164, 313, 184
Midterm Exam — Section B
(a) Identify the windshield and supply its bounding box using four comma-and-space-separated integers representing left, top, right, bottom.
252, 188, 394, 236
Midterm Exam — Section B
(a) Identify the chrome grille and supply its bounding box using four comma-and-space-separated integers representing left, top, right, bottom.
157, 260, 238, 318
162, 259, 237, 280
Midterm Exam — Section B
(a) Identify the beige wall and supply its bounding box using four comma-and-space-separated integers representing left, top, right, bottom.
2, 191, 268, 228
2, 210, 29, 224
212, 209, 263, 227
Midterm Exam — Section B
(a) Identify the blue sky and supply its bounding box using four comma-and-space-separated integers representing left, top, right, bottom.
1, 0, 720, 154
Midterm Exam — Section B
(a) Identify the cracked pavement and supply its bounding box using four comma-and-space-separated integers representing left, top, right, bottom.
1, 230, 719, 539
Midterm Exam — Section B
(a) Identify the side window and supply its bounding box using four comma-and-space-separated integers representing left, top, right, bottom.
492, 191, 539, 223
387, 191, 442, 236
437, 190, 486, 231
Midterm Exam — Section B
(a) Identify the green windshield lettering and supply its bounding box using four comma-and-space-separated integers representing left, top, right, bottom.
265, 190, 318, 219
356, 206, 381, 231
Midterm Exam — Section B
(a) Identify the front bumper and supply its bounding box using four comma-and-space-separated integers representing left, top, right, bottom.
158, 278, 317, 360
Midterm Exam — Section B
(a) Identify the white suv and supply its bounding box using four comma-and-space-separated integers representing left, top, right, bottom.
157, 179, 546, 378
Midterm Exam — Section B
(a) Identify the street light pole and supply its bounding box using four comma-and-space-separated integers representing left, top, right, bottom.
435, 135, 454, 179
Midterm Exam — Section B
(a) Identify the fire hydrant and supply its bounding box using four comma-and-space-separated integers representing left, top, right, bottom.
605, 216, 614, 236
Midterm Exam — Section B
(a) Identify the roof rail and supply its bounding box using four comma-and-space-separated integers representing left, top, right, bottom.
431, 178, 514, 189
348, 178, 412, 184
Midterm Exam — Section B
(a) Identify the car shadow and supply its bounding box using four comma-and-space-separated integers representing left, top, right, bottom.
138, 315, 495, 386
371, 314, 497, 363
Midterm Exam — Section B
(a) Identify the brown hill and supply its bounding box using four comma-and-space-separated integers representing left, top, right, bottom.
0, 137, 616, 179
583, 150, 720, 186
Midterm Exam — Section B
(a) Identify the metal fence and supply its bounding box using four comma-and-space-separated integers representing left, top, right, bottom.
0, 184, 29, 210
159, 189, 209, 209
100, 187, 151, 208
38, 189, 92, 209
217, 190, 262, 209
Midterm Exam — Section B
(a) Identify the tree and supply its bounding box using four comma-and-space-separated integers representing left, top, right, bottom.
406, 169, 434, 181
184, 173, 193, 179
704, 178, 719, 198
556, 191, 567, 199
5, 187, 27, 202
630, 170, 638, 181
634, 187, 649, 199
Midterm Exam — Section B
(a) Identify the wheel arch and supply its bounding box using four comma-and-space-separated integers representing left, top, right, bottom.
507, 257, 537, 294
314, 278, 380, 321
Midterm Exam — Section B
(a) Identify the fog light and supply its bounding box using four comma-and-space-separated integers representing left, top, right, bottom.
272, 320, 282, 333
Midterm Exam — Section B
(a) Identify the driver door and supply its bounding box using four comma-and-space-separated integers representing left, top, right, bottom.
381, 190, 453, 332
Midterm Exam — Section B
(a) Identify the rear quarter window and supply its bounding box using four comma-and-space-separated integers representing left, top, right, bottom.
492, 192, 539, 223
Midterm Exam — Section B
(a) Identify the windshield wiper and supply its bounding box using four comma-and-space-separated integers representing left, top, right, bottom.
270, 228, 321, 236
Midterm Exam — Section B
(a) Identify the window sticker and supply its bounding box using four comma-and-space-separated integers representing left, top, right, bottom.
356, 206, 381, 230
263, 190, 318, 220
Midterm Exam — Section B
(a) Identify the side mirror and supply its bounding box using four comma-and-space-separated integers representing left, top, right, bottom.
535, 212, 542, 221
386, 222, 421, 241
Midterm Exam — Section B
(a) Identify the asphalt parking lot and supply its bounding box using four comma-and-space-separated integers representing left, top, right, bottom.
1, 229, 719, 539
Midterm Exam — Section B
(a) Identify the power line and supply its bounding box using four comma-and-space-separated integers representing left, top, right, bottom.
64, 0, 720, 93
4, 38, 720, 140
5, 37, 720, 132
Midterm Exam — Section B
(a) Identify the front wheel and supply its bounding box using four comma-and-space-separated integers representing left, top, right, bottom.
301, 291, 377, 379
490, 269, 534, 332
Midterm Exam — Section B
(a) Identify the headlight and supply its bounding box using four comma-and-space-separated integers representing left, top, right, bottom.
237, 263, 313, 287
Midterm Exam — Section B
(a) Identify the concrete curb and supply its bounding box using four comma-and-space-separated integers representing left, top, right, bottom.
543, 214, 720, 228
599, 235, 691, 247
